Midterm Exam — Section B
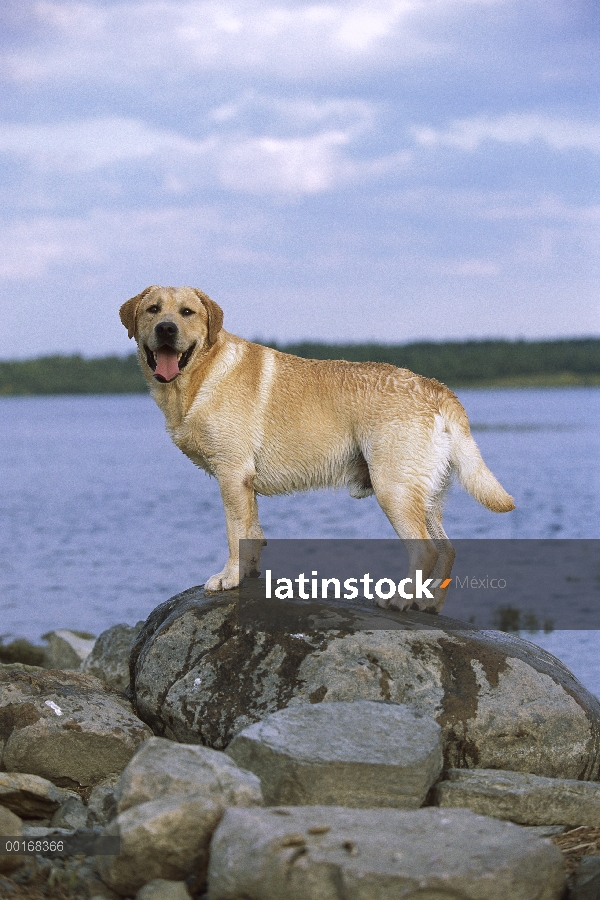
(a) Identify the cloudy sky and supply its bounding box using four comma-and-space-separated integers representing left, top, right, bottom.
1, 0, 599, 357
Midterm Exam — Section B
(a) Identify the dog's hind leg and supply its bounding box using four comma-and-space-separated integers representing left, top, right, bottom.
368, 413, 456, 612
372, 412, 455, 612
425, 494, 455, 612
369, 476, 440, 612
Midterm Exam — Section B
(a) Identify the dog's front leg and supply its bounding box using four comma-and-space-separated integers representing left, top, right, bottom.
205, 472, 265, 592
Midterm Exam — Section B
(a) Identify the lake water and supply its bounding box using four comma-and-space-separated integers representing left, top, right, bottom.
1, 388, 598, 692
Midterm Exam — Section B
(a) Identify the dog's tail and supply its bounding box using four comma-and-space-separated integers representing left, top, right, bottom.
440, 391, 515, 513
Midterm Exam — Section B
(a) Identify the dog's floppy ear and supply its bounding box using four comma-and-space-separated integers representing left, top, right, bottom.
192, 289, 224, 346
119, 286, 157, 339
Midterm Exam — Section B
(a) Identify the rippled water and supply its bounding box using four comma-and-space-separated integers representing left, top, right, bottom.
1, 388, 598, 690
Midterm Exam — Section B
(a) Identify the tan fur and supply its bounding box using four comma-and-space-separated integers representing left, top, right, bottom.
120, 285, 515, 612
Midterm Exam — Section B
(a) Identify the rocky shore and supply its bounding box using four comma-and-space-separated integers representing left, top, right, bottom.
2, 585, 600, 899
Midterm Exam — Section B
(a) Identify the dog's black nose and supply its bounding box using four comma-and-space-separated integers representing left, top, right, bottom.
155, 321, 178, 341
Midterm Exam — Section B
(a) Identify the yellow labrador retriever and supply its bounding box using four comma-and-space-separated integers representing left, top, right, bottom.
120, 285, 514, 612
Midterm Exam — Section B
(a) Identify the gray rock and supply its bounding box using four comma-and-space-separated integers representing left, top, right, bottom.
0, 665, 152, 790
10, 856, 44, 885
116, 736, 262, 814
136, 880, 190, 900
50, 794, 90, 829
435, 768, 600, 826
227, 701, 442, 808
570, 856, 600, 900
87, 775, 120, 826
0, 875, 18, 894
0, 806, 24, 875
50, 854, 122, 900
0, 772, 79, 819
82, 623, 144, 694
207, 806, 566, 900
96, 794, 222, 896
129, 586, 600, 779
42, 630, 96, 669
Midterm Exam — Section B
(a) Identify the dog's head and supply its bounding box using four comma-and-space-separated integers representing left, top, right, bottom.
120, 286, 224, 383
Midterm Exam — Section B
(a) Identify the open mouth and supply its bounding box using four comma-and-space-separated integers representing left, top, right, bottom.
144, 342, 197, 383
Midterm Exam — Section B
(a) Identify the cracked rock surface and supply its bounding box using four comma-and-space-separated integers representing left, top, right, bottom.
207, 806, 566, 900
435, 768, 600, 826
129, 585, 600, 779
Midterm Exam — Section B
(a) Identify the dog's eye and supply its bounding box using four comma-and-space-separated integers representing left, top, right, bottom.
180, 307, 195, 317
146, 304, 160, 314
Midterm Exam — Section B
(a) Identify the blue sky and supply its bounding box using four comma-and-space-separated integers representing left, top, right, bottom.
1, 0, 599, 357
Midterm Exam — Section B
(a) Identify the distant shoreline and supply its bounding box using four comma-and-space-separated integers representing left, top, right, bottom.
1, 338, 599, 396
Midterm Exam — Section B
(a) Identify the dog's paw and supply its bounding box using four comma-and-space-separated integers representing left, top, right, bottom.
380, 594, 412, 612
421, 589, 448, 615
410, 595, 445, 615
205, 571, 240, 592
373, 595, 391, 610
428, 595, 447, 615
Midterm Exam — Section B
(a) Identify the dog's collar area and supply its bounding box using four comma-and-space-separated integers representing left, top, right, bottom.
144, 342, 197, 380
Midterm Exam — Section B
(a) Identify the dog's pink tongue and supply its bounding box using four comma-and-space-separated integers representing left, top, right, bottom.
154, 346, 180, 382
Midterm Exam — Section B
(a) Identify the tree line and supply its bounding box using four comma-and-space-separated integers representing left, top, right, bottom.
0, 338, 599, 396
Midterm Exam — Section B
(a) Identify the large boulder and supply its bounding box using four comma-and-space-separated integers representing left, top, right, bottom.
207, 806, 565, 900
0, 665, 152, 790
129, 586, 600, 779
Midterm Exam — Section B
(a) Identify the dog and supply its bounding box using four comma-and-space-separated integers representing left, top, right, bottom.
120, 285, 514, 612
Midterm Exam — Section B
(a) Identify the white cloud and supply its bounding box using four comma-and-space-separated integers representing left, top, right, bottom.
412, 114, 600, 154
0, 215, 101, 279
217, 130, 351, 193
0, 204, 255, 281
209, 94, 377, 134
0, 118, 209, 170
3, 0, 499, 85
0, 110, 408, 195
